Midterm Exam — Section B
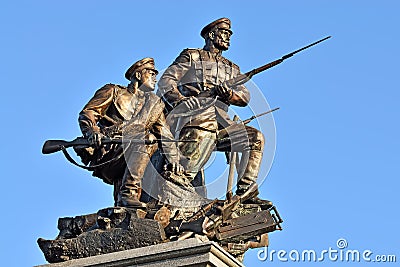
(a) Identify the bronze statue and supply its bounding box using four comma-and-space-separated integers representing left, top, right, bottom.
158, 18, 271, 206
39, 16, 331, 262
77, 57, 183, 208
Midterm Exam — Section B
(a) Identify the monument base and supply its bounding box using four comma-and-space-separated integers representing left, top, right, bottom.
36, 237, 245, 267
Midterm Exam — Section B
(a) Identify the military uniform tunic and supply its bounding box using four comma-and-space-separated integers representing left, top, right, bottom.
78, 84, 178, 189
158, 48, 264, 191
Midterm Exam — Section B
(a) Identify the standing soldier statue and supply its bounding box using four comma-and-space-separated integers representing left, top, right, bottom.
77, 58, 184, 208
158, 18, 272, 206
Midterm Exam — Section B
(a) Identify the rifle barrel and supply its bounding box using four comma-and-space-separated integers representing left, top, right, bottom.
242, 107, 280, 124
282, 36, 331, 60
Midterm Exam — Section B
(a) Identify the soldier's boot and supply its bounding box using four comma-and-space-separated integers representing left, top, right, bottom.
117, 153, 149, 209
236, 150, 273, 208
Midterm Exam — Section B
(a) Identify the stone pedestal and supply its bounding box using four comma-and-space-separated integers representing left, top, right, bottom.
36, 238, 245, 267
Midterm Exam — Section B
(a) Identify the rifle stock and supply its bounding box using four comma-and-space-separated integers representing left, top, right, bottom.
42, 137, 90, 154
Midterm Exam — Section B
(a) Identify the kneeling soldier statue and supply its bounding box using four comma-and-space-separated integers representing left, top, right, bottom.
77, 57, 183, 208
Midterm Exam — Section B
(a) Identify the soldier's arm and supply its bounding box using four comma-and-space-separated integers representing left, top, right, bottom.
78, 84, 115, 138
157, 50, 192, 108
226, 65, 250, 107
228, 83, 250, 107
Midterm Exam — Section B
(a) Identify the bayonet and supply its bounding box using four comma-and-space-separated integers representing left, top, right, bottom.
226, 36, 332, 87
241, 107, 280, 125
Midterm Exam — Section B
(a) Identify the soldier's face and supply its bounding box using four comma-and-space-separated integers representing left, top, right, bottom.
140, 69, 157, 91
212, 29, 231, 51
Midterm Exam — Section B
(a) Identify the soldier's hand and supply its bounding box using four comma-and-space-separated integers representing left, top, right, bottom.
145, 134, 157, 144
215, 82, 233, 99
182, 96, 201, 110
87, 132, 104, 148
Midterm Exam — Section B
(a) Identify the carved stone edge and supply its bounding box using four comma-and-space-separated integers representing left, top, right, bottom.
35, 238, 245, 267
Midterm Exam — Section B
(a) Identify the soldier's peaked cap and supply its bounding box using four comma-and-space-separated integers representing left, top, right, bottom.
200, 18, 232, 39
125, 57, 158, 80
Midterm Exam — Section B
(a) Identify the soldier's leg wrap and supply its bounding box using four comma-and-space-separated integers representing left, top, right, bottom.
236, 149, 263, 195
235, 128, 273, 207
236, 127, 264, 195
117, 141, 157, 208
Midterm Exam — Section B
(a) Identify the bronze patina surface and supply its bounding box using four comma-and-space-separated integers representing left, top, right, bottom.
76, 57, 184, 208
157, 18, 271, 206
37, 17, 333, 264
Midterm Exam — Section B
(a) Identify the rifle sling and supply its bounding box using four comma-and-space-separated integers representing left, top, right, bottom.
60, 145, 125, 171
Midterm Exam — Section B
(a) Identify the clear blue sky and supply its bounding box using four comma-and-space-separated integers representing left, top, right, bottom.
1, 1, 399, 266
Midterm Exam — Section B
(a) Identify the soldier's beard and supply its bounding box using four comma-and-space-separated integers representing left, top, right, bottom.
214, 37, 230, 51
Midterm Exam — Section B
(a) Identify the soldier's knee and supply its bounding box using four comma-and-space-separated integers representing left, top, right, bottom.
255, 130, 265, 144
248, 129, 264, 151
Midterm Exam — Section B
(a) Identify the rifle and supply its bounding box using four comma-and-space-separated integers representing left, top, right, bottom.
199, 36, 331, 97
42, 137, 194, 155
